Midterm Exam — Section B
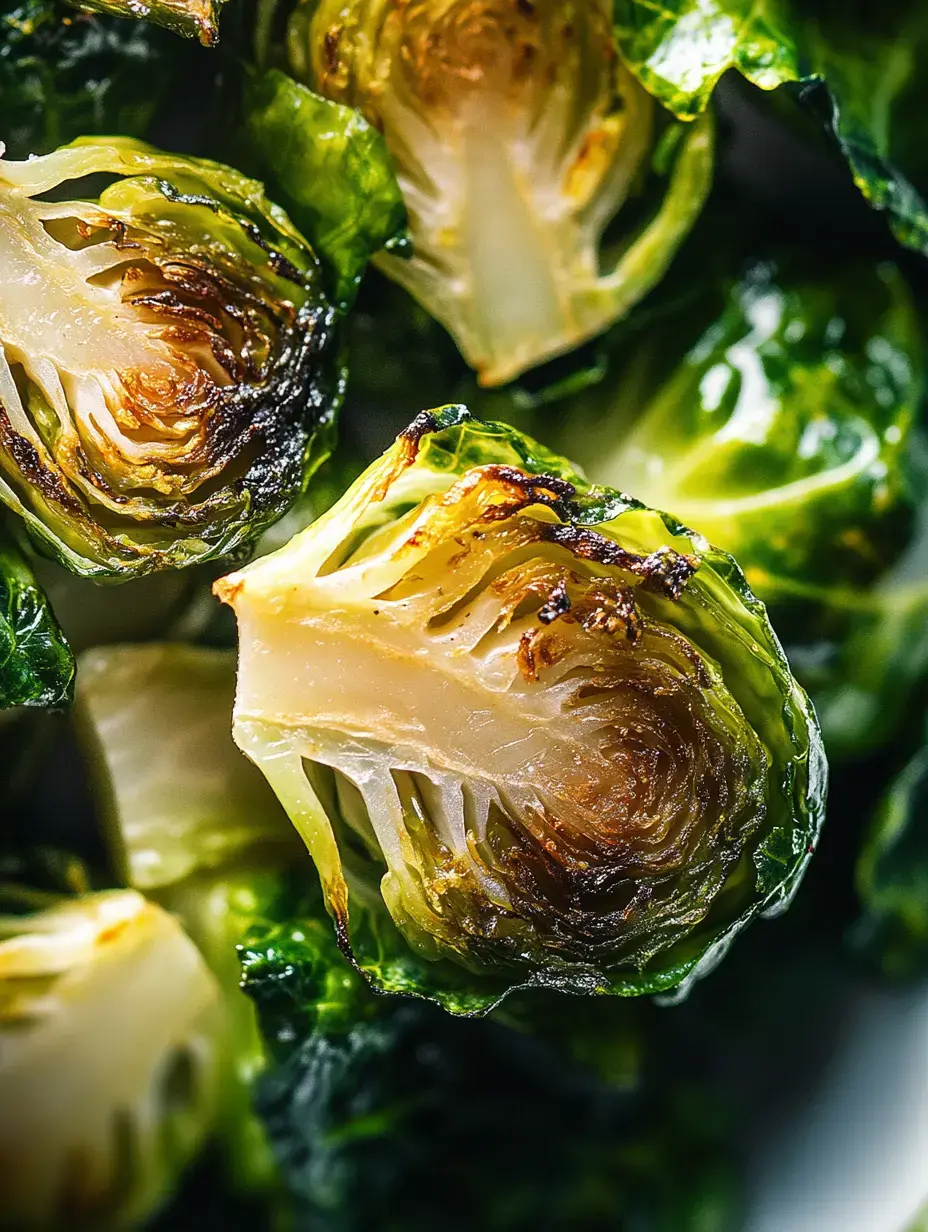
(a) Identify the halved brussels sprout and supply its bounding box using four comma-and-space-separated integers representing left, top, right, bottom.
0, 888, 222, 1228
0, 137, 341, 579
76, 643, 300, 1189
217, 408, 826, 1012
77, 644, 298, 889
288, 0, 713, 387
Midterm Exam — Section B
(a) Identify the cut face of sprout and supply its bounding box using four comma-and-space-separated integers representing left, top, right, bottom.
218, 412, 824, 1008
0, 139, 339, 578
293, 0, 713, 386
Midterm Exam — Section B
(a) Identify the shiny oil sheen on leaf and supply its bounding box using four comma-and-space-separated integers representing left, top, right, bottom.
0, 532, 73, 709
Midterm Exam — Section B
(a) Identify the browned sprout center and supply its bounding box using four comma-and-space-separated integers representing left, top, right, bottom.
224, 440, 769, 978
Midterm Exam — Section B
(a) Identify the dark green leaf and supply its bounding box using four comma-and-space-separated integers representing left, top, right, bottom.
853, 718, 928, 978
0, 0, 190, 158
245, 878, 739, 1232
0, 533, 73, 709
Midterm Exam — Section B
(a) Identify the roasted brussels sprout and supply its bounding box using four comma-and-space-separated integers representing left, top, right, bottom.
0, 888, 222, 1229
287, 0, 713, 386
76, 643, 300, 1189
217, 408, 826, 1012
542, 261, 925, 610
0, 530, 73, 709
0, 138, 341, 579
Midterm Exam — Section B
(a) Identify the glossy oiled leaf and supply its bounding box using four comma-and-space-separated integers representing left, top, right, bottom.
219, 408, 825, 1013
613, 0, 801, 119
0, 533, 73, 709
244, 70, 408, 309
0, 137, 342, 579
613, 1, 928, 255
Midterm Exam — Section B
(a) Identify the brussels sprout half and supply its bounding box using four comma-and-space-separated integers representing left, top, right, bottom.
217, 408, 826, 1013
289, 0, 713, 387
76, 644, 298, 890
0, 889, 222, 1228
0, 137, 342, 579
76, 643, 304, 1191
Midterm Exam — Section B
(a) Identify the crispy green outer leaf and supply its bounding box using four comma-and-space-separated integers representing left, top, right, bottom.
244, 69, 408, 310
853, 723, 928, 979
0, 533, 73, 709
613, 1, 928, 254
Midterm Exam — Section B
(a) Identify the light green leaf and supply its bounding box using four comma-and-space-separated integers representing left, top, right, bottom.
244, 69, 408, 310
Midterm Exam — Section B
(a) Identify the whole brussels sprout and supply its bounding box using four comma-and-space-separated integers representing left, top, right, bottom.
544, 261, 925, 610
